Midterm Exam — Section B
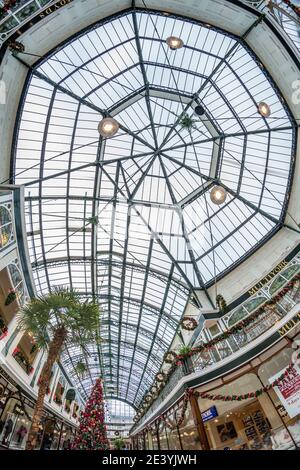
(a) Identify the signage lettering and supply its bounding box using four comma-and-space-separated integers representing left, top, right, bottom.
39, 0, 73, 18
248, 260, 288, 296
278, 312, 300, 337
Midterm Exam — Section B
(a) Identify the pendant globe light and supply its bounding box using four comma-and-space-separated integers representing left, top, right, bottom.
98, 117, 119, 138
258, 102, 271, 118
210, 185, 227, 205
195, 104, 205, 116
166, 36, 184, 50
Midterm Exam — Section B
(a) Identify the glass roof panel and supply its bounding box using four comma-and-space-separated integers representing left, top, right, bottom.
13, 9, 295, 407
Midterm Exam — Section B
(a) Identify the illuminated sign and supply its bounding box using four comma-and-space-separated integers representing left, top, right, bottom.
201, 406, 218, 422
248, 260, 288, 296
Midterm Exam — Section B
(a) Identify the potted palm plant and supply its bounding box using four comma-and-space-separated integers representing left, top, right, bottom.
17, 287, 99, 450
113, 437, 126, 450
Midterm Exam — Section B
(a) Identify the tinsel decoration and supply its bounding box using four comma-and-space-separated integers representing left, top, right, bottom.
72, 378, 109, 450
135, 273, 300, 422
140, 358, 299, 430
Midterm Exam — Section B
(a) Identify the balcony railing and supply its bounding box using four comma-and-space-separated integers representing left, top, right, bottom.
133, 255, 300, 430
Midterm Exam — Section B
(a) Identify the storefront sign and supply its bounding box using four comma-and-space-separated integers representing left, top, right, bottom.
248, 260, 288, 295
201, 406, 218, 422
39, 0, 74, 19
270, 365, 300, 419
278, 311, 300, 337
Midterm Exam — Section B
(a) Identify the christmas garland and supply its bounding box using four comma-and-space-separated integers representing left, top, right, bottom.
180, 317, 198, 331
178, 273, 300, 361
136, 272, 300, 420
142, 356, 299, 431
164, 351, 177, 364
0, 317, 8, 340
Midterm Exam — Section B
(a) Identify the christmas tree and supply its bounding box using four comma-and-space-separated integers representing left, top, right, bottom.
72, 378, 109, 450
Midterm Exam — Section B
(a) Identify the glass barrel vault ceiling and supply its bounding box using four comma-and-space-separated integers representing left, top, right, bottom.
12, 9, 296, 407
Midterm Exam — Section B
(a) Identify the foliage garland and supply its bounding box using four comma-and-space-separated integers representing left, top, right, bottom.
136, 273, 300, 420
143, 357, 299, 431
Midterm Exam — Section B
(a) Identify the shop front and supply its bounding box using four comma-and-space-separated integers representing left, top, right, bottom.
0, 367, 77, 450
132, 338, 300, 450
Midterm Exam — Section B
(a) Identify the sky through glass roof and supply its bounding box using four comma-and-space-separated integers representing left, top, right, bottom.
12, 8, 296, 407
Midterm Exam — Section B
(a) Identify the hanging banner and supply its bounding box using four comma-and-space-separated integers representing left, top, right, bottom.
270, 365, 300, 419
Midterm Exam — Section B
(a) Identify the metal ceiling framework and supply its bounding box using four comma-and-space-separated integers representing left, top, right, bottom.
11, 7, 296, 408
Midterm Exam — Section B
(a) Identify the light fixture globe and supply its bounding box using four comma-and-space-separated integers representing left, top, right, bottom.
166, 36, 184, 50
195, 104, 205, 116
258, 102, 271, 118
210, 186, 227, 205
98, 117, 119, 137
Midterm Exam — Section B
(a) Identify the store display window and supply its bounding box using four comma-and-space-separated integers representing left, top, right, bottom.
157, 421, 169, 450
151, 426, 159, 450
197, 373, 273, 450
178, 401, 202, 450
0, 204, 13, 250
0, 266, 20, 330
12, 332, 39, 375
0, 397, 33, 449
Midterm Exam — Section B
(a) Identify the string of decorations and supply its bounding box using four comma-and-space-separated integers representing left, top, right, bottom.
135, 273, 300, 421
141, 355, 299, 431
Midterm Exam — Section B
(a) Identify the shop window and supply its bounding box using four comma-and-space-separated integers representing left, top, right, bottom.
0, 205, 13, 249
269, 265, 300, 297
0, 265, 22, 328
208, 324, 220, 337
197, 373, 274, 450
64, 398, 72, 414
228, 297, 266, 328
8, 263, 25, 305
178, 401, 202, 450
72, 402, 79, 419
157, 421, 169, 450
12, 333, 39, 375
258, 346, 300, 449
53, 380, 65, 406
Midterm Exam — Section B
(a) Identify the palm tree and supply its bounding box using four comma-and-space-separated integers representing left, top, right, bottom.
17, 287, 99, 450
